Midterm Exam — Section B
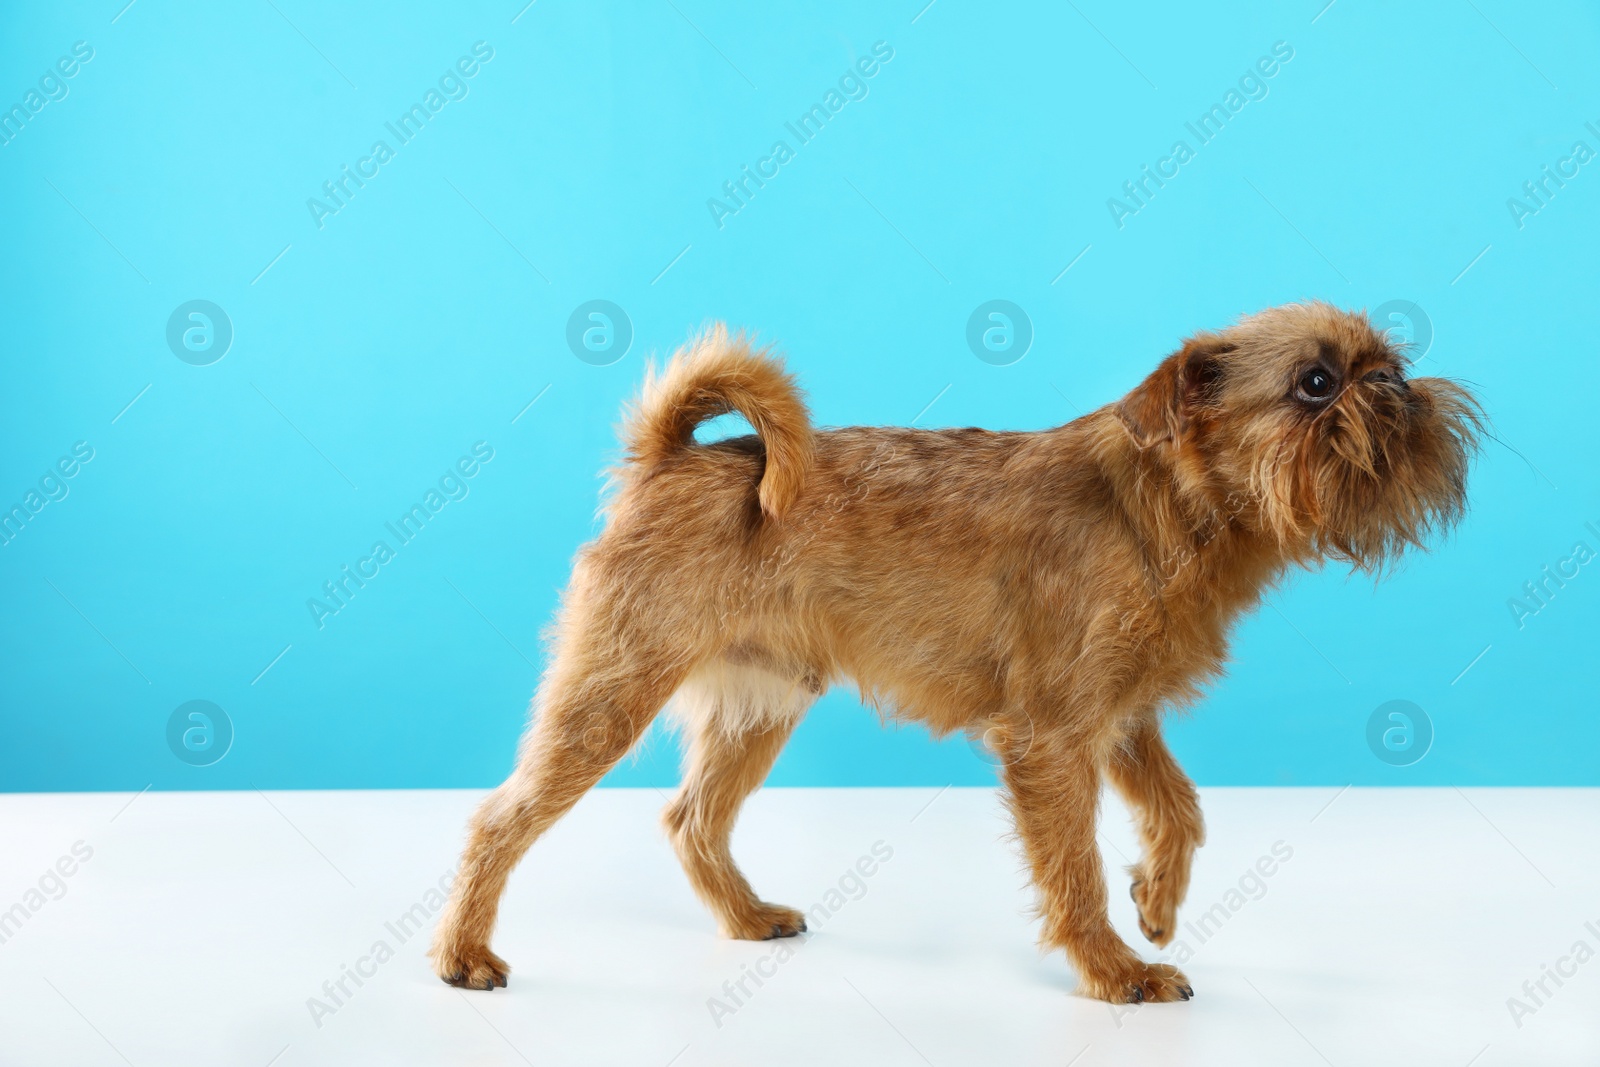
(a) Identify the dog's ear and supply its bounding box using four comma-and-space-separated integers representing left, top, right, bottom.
1117, 335, 1231, 449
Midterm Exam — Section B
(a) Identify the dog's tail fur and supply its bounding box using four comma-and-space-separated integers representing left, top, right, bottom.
621, 325, 814, 520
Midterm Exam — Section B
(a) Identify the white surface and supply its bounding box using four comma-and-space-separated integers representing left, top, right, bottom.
0, 786, 1595, 1066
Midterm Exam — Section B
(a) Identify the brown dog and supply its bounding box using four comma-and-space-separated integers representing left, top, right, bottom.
430, 302, 1479, 1003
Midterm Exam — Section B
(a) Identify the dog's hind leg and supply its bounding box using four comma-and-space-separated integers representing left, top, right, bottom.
430, 603, 693, 990
662, 662, 814, 940
1103, 713, 1205, 948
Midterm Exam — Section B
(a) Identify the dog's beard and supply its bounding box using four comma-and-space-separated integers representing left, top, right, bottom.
1247, 376, 1482, 572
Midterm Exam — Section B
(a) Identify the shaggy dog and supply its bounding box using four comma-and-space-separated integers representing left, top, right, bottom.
431, 302, 1479, 1003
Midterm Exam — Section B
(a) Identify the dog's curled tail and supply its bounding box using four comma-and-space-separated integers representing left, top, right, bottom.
621, 325, 814, 520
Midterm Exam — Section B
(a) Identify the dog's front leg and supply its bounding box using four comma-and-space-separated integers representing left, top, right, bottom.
1001, 733, 1193, 1003
1103, 714, 1205, 948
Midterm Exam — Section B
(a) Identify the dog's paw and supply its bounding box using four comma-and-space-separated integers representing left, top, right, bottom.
1081, 960, 1193, 1004
433, 944, 511, 991
722, 901, 808, 941
1129, 867, 1180, 948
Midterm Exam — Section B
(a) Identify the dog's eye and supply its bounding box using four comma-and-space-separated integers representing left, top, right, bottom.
1297, 367, 1336, 402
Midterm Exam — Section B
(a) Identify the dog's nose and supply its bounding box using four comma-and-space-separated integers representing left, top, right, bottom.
1365, 369, 1406, 389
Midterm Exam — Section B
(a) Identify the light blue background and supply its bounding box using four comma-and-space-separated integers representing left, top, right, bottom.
1, 1, 1595, 792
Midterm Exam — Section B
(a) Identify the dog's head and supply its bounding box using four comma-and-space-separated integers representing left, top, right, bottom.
1118, 301, 1482, 570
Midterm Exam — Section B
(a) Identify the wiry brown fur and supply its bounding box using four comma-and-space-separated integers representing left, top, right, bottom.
430, 302, 1481, 1003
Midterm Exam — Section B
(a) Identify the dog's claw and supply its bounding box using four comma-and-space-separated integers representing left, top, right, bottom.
1087, 961, 1191, 1004
1130, 870, 1180, 948
435, 945, 511, 990
731, 903, 807, 940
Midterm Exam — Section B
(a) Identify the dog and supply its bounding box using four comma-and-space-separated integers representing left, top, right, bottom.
430, 301, 1480, 1003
